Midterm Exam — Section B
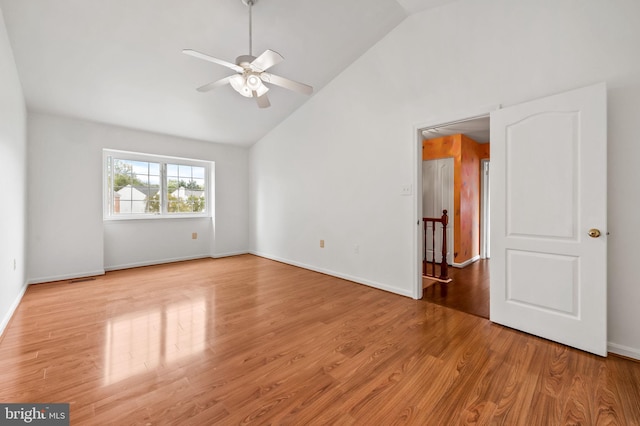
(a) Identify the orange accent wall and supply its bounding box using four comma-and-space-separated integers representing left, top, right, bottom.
422, 134, 490, 265
477, 142, 490, 159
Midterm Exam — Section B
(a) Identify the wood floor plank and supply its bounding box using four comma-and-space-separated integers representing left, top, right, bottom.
0, 255, 638, 425
423, 259, 491, 319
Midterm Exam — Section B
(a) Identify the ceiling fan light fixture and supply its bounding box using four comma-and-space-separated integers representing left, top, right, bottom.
229, 74, 251, 97
229, 73, 268, 98
246, 74, 262, 90
247, 73, 269, 96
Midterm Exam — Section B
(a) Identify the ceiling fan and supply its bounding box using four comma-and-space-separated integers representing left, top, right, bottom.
183, 0, 313, 108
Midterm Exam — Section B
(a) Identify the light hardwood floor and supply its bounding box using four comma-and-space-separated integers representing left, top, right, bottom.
1, 255, 638, 425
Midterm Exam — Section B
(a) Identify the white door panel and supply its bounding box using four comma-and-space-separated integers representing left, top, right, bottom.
490, 83, 607, 356
507, 250, 578, 315
506, 112, 578, 239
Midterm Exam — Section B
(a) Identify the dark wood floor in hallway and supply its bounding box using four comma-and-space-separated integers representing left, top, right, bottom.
1, 255, 638, 425
423, 259, 490, 319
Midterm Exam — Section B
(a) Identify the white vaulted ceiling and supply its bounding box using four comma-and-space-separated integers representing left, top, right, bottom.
0, 0, 459, 146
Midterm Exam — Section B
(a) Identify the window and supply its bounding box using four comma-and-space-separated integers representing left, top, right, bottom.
104, 150, 211, 219
166, 163, 206, 213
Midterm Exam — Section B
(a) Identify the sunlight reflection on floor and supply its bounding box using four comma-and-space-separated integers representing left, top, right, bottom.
103, 299, 207, 385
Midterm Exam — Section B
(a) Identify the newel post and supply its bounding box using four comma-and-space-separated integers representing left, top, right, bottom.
439, 210, 448, 280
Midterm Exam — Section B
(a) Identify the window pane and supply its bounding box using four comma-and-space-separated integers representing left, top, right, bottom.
130, 161, 148, 175
192, 198, 205, 213
146, 191, 160, 213
192, 167, 205, 179
167, 164, 178, 177
119, 186, 134, 199
178, 165, 192, 177
113, 159, 134, 192
192, 179, 205, 190
149, 162, 160, 176
168, 200, 179, 213
167, 179, 179, 194
131, 200, 146, 213
114, 159, 131, 171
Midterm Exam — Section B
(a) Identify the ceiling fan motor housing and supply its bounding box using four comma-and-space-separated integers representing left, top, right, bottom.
236, 55, 257, 68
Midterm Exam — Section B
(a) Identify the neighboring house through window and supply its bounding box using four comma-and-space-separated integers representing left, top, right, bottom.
104, 150, 212, 219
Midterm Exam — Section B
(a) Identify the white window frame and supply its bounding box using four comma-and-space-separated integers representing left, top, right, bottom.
103, 149, 212, 220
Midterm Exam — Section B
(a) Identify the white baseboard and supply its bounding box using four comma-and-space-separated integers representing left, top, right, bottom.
104, 254, 212, 272
452, 255, 480, 268
211, 251, 250, 258
608, 342, 640, 361
36, 253, 250, 279
250, 251, 414, 298
0, 282, 29, 338
28, 269, 106, 285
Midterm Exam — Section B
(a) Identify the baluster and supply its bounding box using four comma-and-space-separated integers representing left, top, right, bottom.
431, 221, 436, 277
422, 219, 427, 276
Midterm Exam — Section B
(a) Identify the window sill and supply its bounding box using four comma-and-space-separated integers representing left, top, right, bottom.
104, 214, 212, 222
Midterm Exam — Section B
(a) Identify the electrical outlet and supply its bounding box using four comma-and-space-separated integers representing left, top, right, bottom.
320, 240, 325, 248
401, 184, 412, 196
354, 244, 359, 254
192, 232, 198, 239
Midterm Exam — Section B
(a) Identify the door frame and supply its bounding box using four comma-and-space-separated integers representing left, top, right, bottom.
480, 159, 490, 260
412, 106, 498, 299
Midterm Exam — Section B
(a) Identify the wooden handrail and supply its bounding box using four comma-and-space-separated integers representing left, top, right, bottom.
422, 210, 450, 282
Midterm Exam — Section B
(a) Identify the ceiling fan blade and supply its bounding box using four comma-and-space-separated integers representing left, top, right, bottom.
196, 75, 234, 92
254, 92, 271, 109
250, 49, 284, 72
183, 49, 243, 73
261, 73, 313, 95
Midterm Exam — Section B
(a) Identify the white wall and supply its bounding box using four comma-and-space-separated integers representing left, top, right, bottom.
0, 7, 27, 335
103, 218, 214, 270
28, 113, 249, 282
249, 0, 640, 357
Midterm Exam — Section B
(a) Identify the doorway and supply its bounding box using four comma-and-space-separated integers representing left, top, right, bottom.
416, 113, 491, 317
414, 84, 607, 356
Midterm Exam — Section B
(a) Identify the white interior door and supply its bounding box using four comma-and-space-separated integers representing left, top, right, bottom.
422, 158, 454, 264
490, 83, 607, 356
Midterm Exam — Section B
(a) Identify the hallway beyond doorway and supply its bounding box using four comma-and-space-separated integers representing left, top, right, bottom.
423, 259, 489, 318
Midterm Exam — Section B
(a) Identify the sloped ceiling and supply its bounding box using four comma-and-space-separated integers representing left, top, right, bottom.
395, 0, 461, 14
0, 0, 458, 146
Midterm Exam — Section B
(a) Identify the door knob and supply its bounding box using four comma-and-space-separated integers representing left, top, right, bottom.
588, 228, 601, 238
